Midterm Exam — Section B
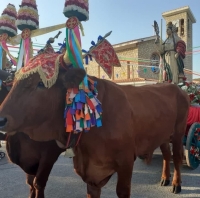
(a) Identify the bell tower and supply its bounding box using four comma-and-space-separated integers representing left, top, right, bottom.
162, 6, 196, 81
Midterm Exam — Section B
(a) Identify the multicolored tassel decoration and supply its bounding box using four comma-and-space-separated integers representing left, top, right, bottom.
64, 77, 102, 133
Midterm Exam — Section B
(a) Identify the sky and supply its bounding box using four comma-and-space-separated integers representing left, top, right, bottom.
0, 0, 199, 77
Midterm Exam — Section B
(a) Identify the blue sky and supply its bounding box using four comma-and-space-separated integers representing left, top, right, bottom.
1, 0, 199, 77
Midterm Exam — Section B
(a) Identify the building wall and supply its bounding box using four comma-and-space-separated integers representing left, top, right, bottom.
163, 12, 193, 81
137, 40, 160, 80
86, 39, 166, 82
114, 47, 138, 80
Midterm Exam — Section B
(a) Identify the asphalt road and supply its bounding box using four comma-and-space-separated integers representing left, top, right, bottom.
0, 143, 200, 198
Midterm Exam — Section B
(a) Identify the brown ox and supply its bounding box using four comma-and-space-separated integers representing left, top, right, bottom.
0, 66, 189, 197
0, 81, 65, 198
0, 132, 64, 198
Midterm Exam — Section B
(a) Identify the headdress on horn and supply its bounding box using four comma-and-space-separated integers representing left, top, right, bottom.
16, 0, 39, 69
16, 0, 39, 31
0, 4, 17, 37
63, 0, 89, 21
0, 3, 17, 78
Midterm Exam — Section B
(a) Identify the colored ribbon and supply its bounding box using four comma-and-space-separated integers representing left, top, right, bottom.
66, 28, 78, 68
1, 41, 17, 66
17, 39, 24, 70
24, 38, 30, 66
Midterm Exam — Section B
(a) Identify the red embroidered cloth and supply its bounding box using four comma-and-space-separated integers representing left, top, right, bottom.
21, 53, 59, 79
187, 106, 200, 125
90, 39, 121, 78
186, 106, 200, 135
15, 52, 60, 88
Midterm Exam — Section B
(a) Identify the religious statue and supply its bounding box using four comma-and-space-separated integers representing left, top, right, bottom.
155, 21, 186, 84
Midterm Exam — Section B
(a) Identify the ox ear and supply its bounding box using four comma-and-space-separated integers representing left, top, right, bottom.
63, 68, 86, 88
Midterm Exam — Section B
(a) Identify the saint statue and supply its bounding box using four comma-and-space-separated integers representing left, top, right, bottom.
155, 22, 186, 84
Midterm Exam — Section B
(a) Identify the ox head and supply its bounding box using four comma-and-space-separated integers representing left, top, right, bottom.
0, 52, 86, 137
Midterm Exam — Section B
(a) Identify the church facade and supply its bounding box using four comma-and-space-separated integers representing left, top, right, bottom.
86, 6, 196, 85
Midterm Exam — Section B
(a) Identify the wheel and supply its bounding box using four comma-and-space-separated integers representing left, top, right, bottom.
0, 151, 5, 159
185, 122, 200, 169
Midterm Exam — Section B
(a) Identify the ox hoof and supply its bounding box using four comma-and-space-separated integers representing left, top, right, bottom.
160, 179, 170, 186
172, 185, 181, 194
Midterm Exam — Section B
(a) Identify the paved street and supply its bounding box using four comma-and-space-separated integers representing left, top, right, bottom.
0, 143, 200, 198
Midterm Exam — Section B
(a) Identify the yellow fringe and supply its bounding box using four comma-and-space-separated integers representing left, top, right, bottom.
78, 22, 85, 36
15, 54, 61, 88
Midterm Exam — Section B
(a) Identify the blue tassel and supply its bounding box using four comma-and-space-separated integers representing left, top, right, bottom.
75, 92, 81, 102
85, 56, 89, 64
97, 35, 103, 42
72, 102, 76, 110
82, 49, 88, 53
87, 120, 91, 128
90, 113, 96, 125
91, 41, 96, 46
96, 119, 102, 127
80, 90, 86, 103
96, 104, 103, 113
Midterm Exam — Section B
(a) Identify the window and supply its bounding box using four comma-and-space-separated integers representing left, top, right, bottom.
127, 61, 130, 79
188, 19, 190, 38
180, 19, 184, 36
150, 53, 160, 74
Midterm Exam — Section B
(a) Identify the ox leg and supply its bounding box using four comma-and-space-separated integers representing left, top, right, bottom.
26, 174, 36, 198
33, 164, 51, 198
171, 120, 185, 194
116, 157, 135, 198
171, 137, 183, 194
160, 143, 171, 186
86, 175, 112, 198
33, 158, 57, 198
87, 185, 101, 198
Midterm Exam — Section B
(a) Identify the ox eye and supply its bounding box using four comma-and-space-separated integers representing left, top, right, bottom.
37, 82, 45, 88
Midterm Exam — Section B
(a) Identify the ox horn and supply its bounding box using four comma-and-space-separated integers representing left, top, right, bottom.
63, 51, 71, 65
0, 69, 11, 81
63, 51, 87, 65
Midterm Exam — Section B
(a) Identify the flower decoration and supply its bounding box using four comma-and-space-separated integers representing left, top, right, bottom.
178, 82, 200, 104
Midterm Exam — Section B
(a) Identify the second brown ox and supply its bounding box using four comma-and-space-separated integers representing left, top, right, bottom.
0, 64, 189, 197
